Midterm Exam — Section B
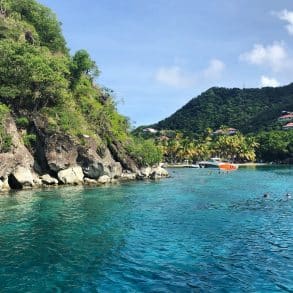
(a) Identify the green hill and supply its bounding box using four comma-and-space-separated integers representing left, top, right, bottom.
0, 0, 164, 191
154, 84, 293, 135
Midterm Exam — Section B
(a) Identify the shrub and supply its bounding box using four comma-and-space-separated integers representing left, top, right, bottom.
16, 116, 29, 128
22, 133, 36, 148
0, 103, 12, 152
127, 137, 163, 167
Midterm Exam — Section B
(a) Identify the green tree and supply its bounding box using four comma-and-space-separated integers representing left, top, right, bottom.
127, 137, 163, 167
70, 50, 100, 87
0, 103, 12, 152
255, 131, 293, 162
6, 0, 67, 53
0, 40, 69, 110
213, 133, 257, 162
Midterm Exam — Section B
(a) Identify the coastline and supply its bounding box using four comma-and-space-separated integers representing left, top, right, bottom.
164, 162, 290, 168
0, 164, 170, 193
164, 163, 269, 168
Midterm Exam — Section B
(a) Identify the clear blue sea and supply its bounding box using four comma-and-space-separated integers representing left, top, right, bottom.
0, 166, 292, 292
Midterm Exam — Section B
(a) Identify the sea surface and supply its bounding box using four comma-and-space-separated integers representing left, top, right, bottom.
0, 166, 292, 292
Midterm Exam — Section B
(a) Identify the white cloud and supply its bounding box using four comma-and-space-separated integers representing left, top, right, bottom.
277, 9, 293, 35
203, 59, 225, 79
155, 59, 225, 88
155, 66, 197, 88
240, 42, 287, 72
260, 76, 280, 88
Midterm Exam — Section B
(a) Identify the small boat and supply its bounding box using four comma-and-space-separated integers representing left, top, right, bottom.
198, 158, 238, 171
187, 164, 200, 168
198, 157, 222, 168
218, 163, 238, 171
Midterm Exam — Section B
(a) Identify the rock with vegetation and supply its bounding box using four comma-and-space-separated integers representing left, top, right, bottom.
0, 113, 35, 189
0, 0, 166, 191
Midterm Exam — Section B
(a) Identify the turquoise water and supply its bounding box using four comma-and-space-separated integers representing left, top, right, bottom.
0, 167, 292, 292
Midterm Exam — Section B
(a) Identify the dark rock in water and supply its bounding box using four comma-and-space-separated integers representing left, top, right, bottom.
150, 166, 169, 179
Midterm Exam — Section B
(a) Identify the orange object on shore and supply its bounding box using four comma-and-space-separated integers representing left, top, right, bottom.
219, 163, 238, 171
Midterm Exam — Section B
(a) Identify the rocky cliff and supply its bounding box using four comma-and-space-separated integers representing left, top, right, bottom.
0, 0, 168, 192
0, 113, 168, 192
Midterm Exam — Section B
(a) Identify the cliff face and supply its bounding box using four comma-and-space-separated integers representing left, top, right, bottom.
0, 0, 167, 192
0, 114, 168, 191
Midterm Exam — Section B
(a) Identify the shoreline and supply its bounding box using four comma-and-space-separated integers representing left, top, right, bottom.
165, 162, 291, 168
0, 172, 170, 195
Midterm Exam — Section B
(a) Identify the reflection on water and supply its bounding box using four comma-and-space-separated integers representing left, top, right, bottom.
0, 166, 292, 292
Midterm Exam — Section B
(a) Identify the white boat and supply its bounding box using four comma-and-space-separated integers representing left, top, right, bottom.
187, 164, 200, 168
198, 157, 222, 168
198, 158, 238, 170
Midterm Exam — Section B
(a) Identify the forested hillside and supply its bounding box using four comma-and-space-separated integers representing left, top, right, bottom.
154, 84, 293, 135
0, 0, 164, 191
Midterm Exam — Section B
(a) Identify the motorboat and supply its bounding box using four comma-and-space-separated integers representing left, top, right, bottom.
198, 158, 238, 170
187, 164, 200, 168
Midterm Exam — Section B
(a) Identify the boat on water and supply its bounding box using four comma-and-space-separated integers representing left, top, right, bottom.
218, 163, 238, 171
187, 164, 200, 168
198, 158, 238, 170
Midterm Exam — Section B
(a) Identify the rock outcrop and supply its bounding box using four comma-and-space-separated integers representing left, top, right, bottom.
0, 114, 168, 192
150, 166, 169, 179
58, 166, 84, 185
97, 175, 111, 184
10, 166, 34, 188
40, 174, 59, 185
45, 134, 78, 172
0, 116, 35, 190
77, 137, 122, 179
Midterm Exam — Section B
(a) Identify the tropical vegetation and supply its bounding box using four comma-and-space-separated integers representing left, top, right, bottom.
153, 85, 293, 135
136, 126, 293, 164
0, 0, 162, 166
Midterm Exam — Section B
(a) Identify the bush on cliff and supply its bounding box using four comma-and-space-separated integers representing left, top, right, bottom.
0, 103, 12, 152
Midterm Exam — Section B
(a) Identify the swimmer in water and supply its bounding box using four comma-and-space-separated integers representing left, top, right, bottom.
263, 193, 269, 199
286, 193, 291, 199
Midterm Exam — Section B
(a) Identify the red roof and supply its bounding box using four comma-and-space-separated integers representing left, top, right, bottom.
283, 122, 293, 127
279, 114, 293, 119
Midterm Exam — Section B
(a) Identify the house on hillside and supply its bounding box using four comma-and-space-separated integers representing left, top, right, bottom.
143, 128, 158, 134
213, 128, 237, 136
278, 113, 293, 123
282, 122, 293, 130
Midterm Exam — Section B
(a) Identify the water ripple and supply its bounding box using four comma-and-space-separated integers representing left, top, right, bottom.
0, 167, 292, 292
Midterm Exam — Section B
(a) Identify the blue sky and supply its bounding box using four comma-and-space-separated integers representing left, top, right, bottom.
39, 0, 293, 126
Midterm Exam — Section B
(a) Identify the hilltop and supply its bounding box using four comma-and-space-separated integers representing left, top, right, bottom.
153, 83, 293, 135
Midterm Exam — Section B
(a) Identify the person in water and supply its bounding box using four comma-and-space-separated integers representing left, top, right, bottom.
263, 193, 269, 199
286, 193, 291, 199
